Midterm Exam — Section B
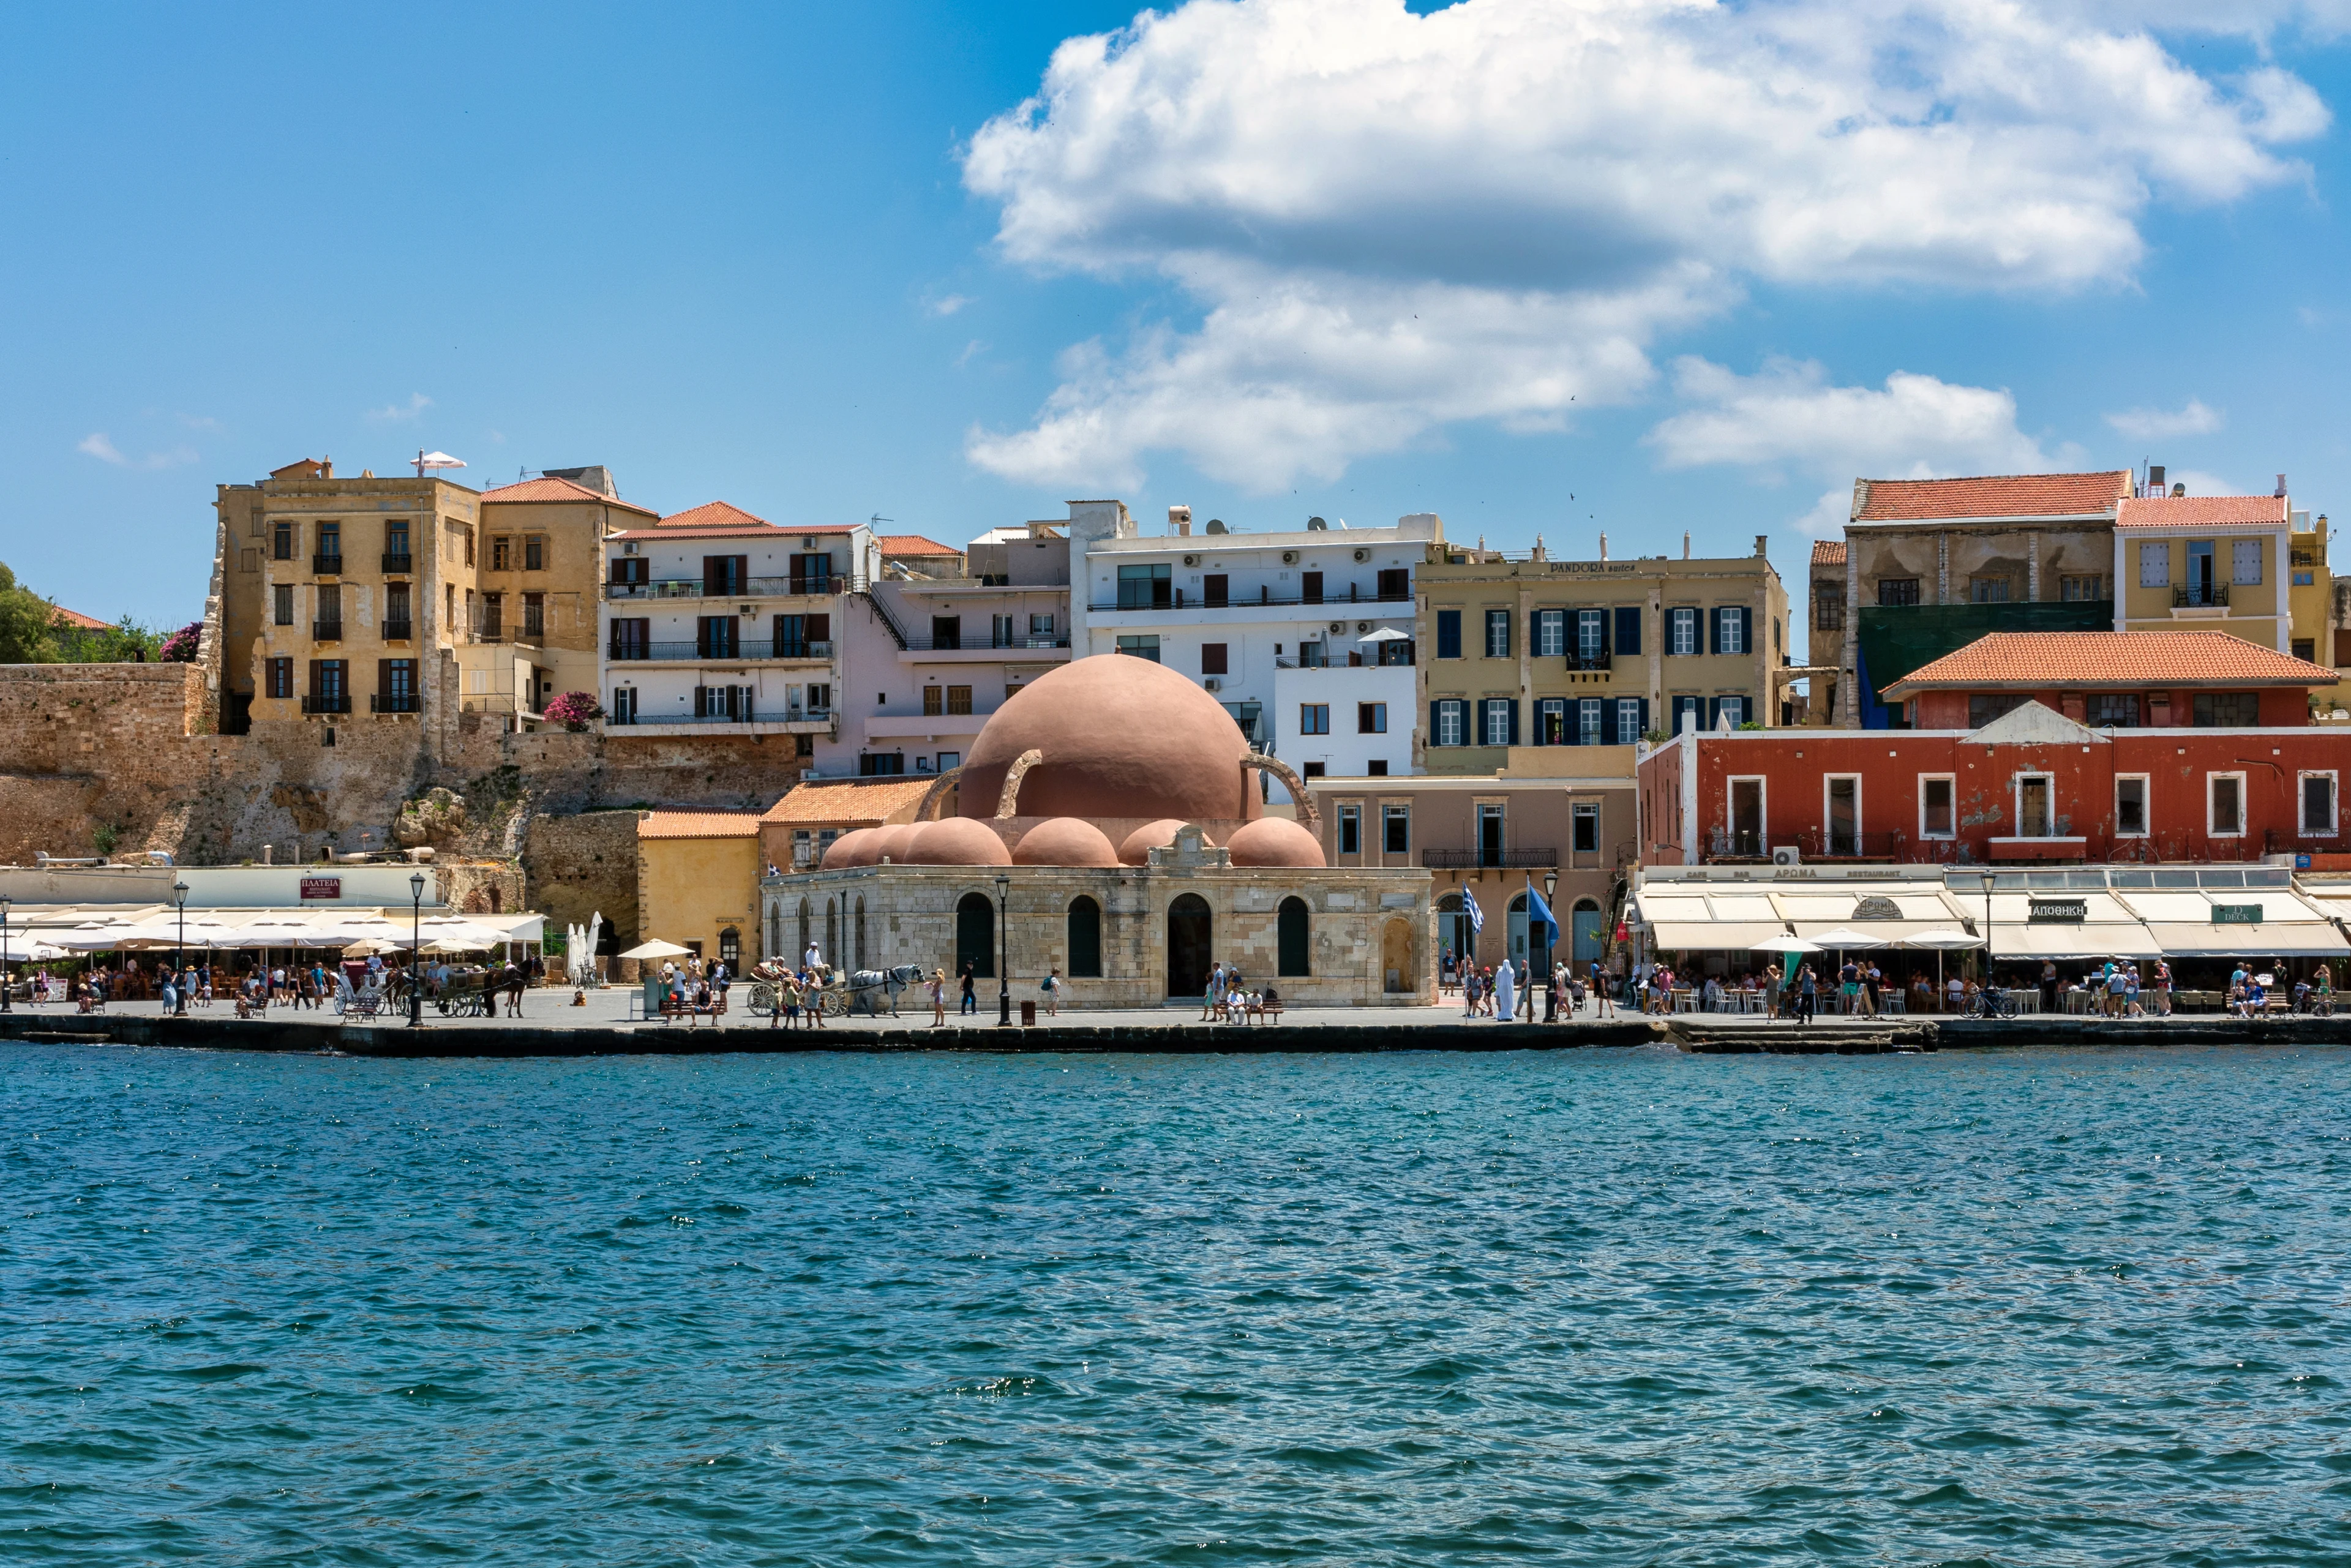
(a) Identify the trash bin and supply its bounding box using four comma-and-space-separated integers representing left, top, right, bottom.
1021, 1000, 1037, 1027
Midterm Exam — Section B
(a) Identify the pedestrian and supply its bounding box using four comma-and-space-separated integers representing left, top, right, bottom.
1494, 958, 1517, 1020
2314, 962, 2334, 1018
1764, 961, 1783, 1021
959, 962, 977, 1016
1796, 962, 1817, 1024
1042, 967, 1061, 1017
806, 969, 827, 1029
1861, 959, 1880, 1018
2039, 959, 2058, 1015
1461, 964, 1480, 1019
1591, 958, 1614, 1018
929, 967, 947, 1027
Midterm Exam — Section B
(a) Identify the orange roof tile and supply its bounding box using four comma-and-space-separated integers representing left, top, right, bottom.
50, 604, 113, 631
2115, 494, 2289, 531
659, 500, 773, 531
637, 811, 764, 839
879, 534, 959, 557
1852, 471, 2130, 523
1881, 631, 2334, 697
1810, 539, 1846, 567
759, 776, 936, 826
481, 476, 658, 515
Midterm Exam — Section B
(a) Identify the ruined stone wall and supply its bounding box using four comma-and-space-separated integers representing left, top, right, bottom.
523, 810, 642, 949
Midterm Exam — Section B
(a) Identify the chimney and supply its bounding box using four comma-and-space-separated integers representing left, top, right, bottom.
1169, 504, 1191, 536
1599, 532, 1608, 562
2147, 464, 2164, 497
1754, 533, 1767, 558
1682, 531, 1692, 560
2276, 473, 2289, 498
1532, 533, 1546, 561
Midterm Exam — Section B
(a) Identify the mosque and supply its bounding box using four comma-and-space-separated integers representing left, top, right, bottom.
760, 656, 1434, 1007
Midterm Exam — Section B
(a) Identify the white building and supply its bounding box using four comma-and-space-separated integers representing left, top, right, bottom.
1067, 503, 1442, 797
599, 501, 875, 743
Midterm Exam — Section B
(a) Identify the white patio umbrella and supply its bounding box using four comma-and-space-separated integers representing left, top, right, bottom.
618, 939, 692, 961
1901, 929, 1984, 950
1807, 928, 1891, 948
1356, 628, 1409, 642
1750, 934, 1821, 953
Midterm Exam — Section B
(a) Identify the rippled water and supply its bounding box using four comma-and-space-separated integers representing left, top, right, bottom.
4, 1040, 2350, 1566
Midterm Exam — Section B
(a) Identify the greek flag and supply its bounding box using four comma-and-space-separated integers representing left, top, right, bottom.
1463, 887, 1485, 935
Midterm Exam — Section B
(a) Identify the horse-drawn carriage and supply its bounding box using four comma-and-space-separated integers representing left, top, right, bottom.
746, 962, 924, 1019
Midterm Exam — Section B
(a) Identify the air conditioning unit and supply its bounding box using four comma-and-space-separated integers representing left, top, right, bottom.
1355, 621, 1370, 633
1771, 846, 1801, 867
623, 541, 639, 555
1352, 547, 1370, 562
1281, 550, 1298, 565
740, 604, 754, 615
1204, 677, 1222, 692
1183, 553, 1200, 567
1329, 620, 1345, 634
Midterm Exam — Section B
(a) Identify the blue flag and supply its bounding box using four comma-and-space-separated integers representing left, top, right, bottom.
1463, 887, 1485, 935
1525, 883, 1559, 943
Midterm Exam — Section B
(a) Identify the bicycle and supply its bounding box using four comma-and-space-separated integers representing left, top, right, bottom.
1968, 988, 2019, 1020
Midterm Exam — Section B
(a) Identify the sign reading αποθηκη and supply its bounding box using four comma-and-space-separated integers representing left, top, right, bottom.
2027, 899, 2087, 923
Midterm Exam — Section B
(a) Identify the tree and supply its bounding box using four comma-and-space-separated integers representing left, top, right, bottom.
0, 561, 62, 664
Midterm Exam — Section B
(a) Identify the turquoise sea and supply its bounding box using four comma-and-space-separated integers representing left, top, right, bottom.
2, 1040, 2348, 1565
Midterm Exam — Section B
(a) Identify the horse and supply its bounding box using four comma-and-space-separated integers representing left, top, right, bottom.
847, 964, 926, 1017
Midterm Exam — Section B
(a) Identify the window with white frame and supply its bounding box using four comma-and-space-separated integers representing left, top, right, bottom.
1919, 775, 1955, 839
1715, 695, 1747, 727
1533, 609, 1564, 658
2208, 771, 2246, 837
1576, 609, 1605, 661
2015, 772, 2055, 837
2301, 771, 2338, 836
1668, 607, 1698, 656
1572, 802, 1601, 854
1485, 609, 1511, 659
2114, 774, 2149, 838
1480, 699, 1513, 746
1614, 697, 1643, 745
1433, 699, 1466, 747
2137, 542, 2169, 587
2232, 539, 2264, 585
1578, 697, 1603, 745
1715, 607, 1747, 655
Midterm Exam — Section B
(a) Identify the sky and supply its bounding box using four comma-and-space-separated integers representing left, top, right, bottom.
4, 0, 2350, 640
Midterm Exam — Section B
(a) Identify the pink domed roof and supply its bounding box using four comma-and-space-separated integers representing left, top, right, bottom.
1014, 816, 1121, 868
822, 827, 880, 869
1226, 816, 1327, 868
960, 658, 1261, 827
871, 823, 921, 865
904, 816, 1011, 866
1118, 819, 1213, 867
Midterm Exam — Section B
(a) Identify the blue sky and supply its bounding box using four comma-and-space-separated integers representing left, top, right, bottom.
4, 1, 2349, 634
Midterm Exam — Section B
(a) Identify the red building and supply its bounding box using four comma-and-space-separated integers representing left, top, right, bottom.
1879, 631, 2329, 730
1639, 700, 2347, 866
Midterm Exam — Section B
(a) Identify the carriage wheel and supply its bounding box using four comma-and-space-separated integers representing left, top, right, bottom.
748, 984, 777, 1017
820, 990, 850, 1018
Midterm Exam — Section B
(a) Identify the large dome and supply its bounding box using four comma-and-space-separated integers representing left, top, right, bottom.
959, 657, 1262, 825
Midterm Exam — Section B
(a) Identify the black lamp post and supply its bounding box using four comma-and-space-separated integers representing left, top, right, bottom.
408, 871, 427, 1027
1979, 869, 1996, 997
1, 893, 12, 1015
171, 880, 189, 1015
995, 872, 1012, 1027
1542, 870, 1560, 1021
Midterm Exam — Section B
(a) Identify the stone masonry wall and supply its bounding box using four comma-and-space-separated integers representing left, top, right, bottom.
524, 810, 643, 950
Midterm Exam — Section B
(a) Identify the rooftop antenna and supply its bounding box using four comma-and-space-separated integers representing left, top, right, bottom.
870, 514, 893, 530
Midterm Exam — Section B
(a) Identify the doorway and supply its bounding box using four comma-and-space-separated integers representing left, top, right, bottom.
1572, 899, 1605, 965
1729, 778, 1763, 858
1479, 805, 1504, 867
1381, 918, 1414, 992
1825, 776, 1859, 857
1168, 893, 1212, 997
956, 891, 994, 980
1438, 893, 1477, 969
1507, 891, 1529, 969
1277, 896, 1310, 976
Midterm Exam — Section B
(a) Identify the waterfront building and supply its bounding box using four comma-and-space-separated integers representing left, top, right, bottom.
815, 522, 1073, 779
1068, 501, 1440, 783
762, 654, 1433, 1006
599, 503, 871, 746
756, 774, 934, 873
1415, 535, 1789, 768
470, 472, 654, 723
635, 811, 766, 969
1878, 630, 2336, 730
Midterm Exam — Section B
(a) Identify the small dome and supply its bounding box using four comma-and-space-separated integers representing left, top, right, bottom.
1226, 816, 1326, 868
871, 823, 921, 865
959, 656, 1260, 825
1119, 819, 1213, 867
905, 816, 1011, 866
822, 827, 880, 869
1014, 817, 1120, 868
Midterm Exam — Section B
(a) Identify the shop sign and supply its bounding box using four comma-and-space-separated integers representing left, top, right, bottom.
2211, 904, 2263, 925
1852, 896, 1902, 921
298, 876, 342, 901
2027, 899, 2087, 924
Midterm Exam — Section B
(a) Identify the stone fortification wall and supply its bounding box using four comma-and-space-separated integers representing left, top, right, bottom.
524, 810, 643, 950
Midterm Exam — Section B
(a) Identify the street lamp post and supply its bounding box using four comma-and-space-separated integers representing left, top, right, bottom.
409, 871, 427, 1027
1, 894, 12, 1015
171, 880, 189, 1016
1542, 870, 1560, 1022
1979, 869, 1996, 999
995, 873, 1013, 1027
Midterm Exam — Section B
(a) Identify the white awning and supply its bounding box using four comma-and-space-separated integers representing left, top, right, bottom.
2147, 921, 2349, 959
1990, 923, 2166, 960
1648, 920, 1796, 951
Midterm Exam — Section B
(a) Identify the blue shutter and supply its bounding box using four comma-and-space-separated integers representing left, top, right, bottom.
1706, 607, 1719, 656
1431, 700, 1442, 747
1437, 610, 1461, 659
1738, 607, 1753, 655
1615, 606, 1641, 657
1508, 700, 1521, 746
1637, 697, 1650, 740
1704, 697, 1720, 730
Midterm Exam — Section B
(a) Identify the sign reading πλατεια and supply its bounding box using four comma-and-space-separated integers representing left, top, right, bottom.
298, 876, 341, 901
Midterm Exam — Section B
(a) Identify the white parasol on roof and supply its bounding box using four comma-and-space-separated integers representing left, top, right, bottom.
1356, 628, 1409, 642
1901, 929, 1985, 950
413, 449, 465, 476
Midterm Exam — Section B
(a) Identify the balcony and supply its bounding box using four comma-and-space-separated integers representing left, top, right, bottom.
607, 708, 831, 729
1277, 647, 1415, 669
899, 635, 1069, 653
300, 694, 352, 715
1704, 829, 1766, 860
1423, 847, 1558, 869
607, 638, 836, 662
2173, 583, 2230, 609
312, 620, 343, 642
1797, 829, 1903, 861
382, 618, 413, 642
1092, 586, 1412, 613
604, 574, 834, 601
312, 553, 343, 576
1564, 651, 1611, 672
371, 692, 421, 714
381, 552, 413, 574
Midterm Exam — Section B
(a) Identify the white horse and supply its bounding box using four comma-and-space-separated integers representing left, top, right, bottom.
847, 964, 927, 1017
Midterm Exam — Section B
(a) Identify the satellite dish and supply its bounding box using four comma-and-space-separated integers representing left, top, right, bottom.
413, 449, 466, 476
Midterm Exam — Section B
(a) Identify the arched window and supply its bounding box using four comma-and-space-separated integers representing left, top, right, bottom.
1571, 897, 1604, 965
1436, 892, 1475, 967
767, 902, 781, 959
1067, 896, 1102, 978
1277, 895, 1310, 977
1166, 893, 1212, 997
719, 928, 741, 967
854, 896, 868, 970
797, 898, 811, 959
825, 898, 838, 966
956, 891, 995, 979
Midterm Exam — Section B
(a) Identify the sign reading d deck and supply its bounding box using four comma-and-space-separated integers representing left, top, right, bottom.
2028, 899, 2087, 924
2211, 904, 2263, 925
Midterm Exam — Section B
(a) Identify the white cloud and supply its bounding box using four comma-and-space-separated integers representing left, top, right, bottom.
366, 392, 432, 422
1646, 358, 2070, 536
78, 432, 127, 466
2104, 398, 2224, 440
962, 0, 2325, 490
929, 293, 974, 317
78, 432, 197, 470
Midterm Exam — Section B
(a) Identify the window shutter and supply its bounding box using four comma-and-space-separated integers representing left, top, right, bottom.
1707, 608, 1719, 656
1615, 606, 1640, 657
1507, 700, 1521, 746
1738, 607, 1752, 653
1597, 609, 1610, 656
1637, 697, 1650, 738
1430, 700, 1444, 746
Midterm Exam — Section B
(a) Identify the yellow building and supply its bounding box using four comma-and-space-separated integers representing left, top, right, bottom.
2287, 511, 2347, 713
636, 811, 765, 970
470, 473, 656, 722
212, 457, 479, 733
1414, 535, 1791, 768
2114, 492, 2295, 658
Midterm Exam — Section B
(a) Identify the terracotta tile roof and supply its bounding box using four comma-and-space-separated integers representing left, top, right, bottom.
879, 534, 959, 557
609, 501, 861, 542
2115, 494, 2290, 531
1810, 539, 1846, 567
1852, 471, 2131, 523
637, 811, 764, 839
481, 476, 658, 515
1882, 631, 2335, 697
50, 605, 113, 631
759, 776, 936, 826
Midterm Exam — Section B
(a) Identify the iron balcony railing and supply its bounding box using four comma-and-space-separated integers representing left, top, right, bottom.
312, 620, 342, 642
1562, 650, 1611, 672
1092, 585, 1412, 613
607, 639, 837, 662
898, 635, 1070, 652
381, 619, 413, 642
1797, 829, 1904, 860
312, 553, 343, 575
604, 574, 834, 601
1705, 829, 1766, 860
606, 708, 831, 727
1423, 847, 1558, 869
1275, 649, 1416, 669
381, 552, 413, 574
301, 693, 351, 715
371, 692, 421, 714
2173, 583, 2230, 608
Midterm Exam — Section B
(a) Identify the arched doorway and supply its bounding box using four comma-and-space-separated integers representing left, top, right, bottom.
1437, 892, 1475, 971
797, 898, 811, 961
1167, 893, 1212, 997
1067, 896, 1102, 978
1507, 892, 1529, 970
1572, 898, 1605, 965
1381, 918, 1414, 992
767, 902, 781, 959
1277, 896, 1310, 976
956, 891, 994, 980
854, 896, 868, 970
825, 899, 838, 966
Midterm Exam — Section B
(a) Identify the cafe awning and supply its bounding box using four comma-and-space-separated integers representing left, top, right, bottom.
1647, 920, 1798, 951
